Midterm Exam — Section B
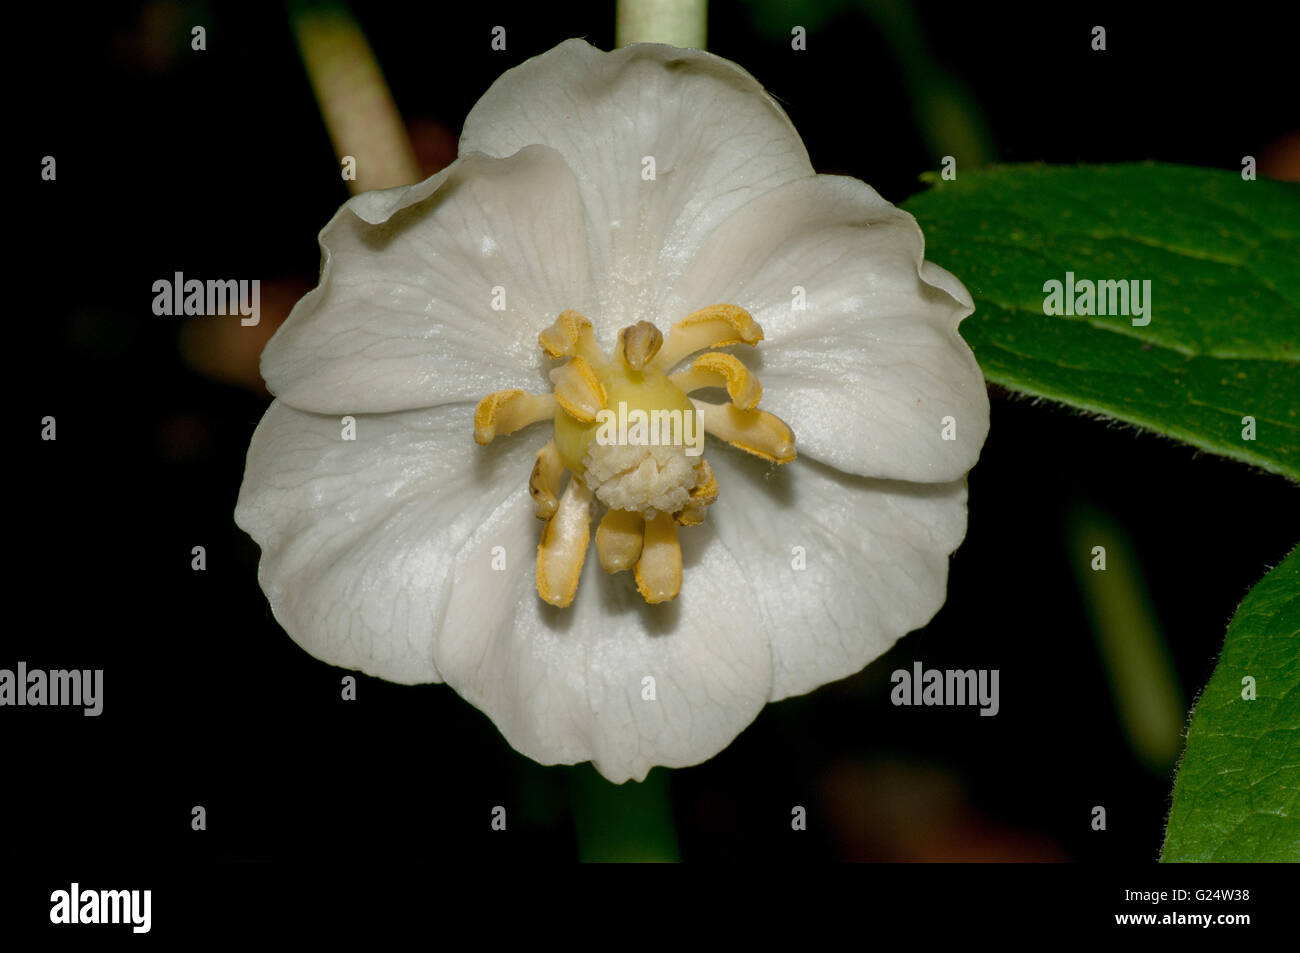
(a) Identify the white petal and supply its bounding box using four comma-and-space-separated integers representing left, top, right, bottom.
707, 446, 970, 702
667, 174, 989, 483
432, 495, 774, 783
460, 39, 813, 338
234, 400, 540, 684
261, 145, 591, 415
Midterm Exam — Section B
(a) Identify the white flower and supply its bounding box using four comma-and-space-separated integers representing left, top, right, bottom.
235, 39, 989, 782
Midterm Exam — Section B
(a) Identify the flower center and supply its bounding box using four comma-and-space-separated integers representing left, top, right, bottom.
556, 356, 699, 516
473, 305, 796, 607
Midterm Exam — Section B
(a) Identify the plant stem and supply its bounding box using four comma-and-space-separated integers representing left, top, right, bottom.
616, 0, 707, 49
291, 1, 420, 193
1067, 503, 1184, 774
569, 764, 680, 862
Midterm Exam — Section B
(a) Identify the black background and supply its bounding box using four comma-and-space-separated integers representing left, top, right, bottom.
9, 0, 1298, 872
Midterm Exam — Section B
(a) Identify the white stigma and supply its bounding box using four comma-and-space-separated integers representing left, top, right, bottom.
582, 443, 697, 518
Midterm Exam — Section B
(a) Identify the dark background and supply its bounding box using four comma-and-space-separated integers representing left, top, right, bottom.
11, 0, 1298, 863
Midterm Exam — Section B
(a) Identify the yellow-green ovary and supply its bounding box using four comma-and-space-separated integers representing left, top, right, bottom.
552, 365, 696, 478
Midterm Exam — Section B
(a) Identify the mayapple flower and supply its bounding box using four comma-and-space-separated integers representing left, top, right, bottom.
235, 39, 989, 782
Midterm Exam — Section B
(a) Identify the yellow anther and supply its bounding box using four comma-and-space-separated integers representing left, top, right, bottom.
652, 304, 763, 371
672, 504, 706, 527
536, 478, 593, 608
634, 511, 682, 604
596, 508, 644, 573
617, 321, 664, 370
668, 352, 763, 409
473, 390, 556, 445
690, 458, 718, 505
528, 441, 565, 520
539, 309, 603, 365
548, 356, 607, 423
693, 399, 796, 464
673, 458, 718, 527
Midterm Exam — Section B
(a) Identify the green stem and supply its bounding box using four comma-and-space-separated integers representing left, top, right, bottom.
1067, 503, 1184, 773
616, 0, 707, 49
569, 765, 680, 862
861, 0, 995, 167
290, 1, 420, 193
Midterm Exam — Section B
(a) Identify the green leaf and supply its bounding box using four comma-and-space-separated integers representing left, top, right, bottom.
901, 163, 1300, 481
1162, 544, 1300, 862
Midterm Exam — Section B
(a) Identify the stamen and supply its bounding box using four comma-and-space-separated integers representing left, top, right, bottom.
473, 390, 557, 444
536, 477, 593, 607
668, 352, 762, 409
634, 511, 683, 604
617, 321, 664, 370
539, 309, 605, 366
673, 458, 718, 527
528, 441, 565, 520
693, 399, 796, 464
670, 455, 722, 527
652, 304, 763, 371
548, 356, 607, 422
690, 458, 718, 505
596, 508, 644, 573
